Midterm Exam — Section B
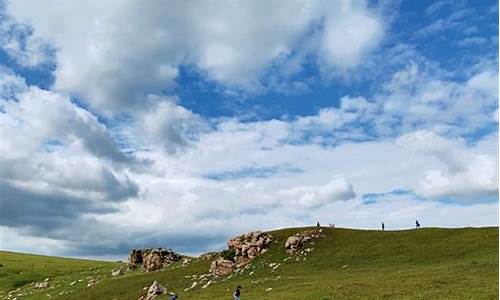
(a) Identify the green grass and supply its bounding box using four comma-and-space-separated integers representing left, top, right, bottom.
0, 227, 497, 299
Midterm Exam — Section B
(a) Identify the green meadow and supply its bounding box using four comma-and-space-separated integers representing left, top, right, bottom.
1, 227, 497, 299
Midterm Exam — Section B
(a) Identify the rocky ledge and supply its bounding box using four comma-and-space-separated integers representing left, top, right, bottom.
285, 228, 324, 255
210, 231, 273, 276
128, 248, 182, 272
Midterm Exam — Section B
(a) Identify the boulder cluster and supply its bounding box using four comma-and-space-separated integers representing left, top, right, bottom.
128, 248, 182, 272
210, 231, 273, 276
285, 228, 324, 255
209, 258, 237, 276
138, 280, 168, 300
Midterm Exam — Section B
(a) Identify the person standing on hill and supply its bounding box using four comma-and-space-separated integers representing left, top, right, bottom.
416, 220, 421, 229
233, 285, 242, 300
316, 221, 320, 228
382, 222, 385, 231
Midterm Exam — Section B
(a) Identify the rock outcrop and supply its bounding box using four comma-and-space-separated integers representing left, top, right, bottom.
228, 231, 273, 265
128, 248, 182, 272
285, 228, 324, 255
128, 249, 143, 269
210, 231, 273, 276
209, 258, 236, 276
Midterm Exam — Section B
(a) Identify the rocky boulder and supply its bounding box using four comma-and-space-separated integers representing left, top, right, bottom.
210, 231, 273, 276
139, 280, 166, 300
34, 281, 49, 289
285, 228, 324, 255
228, 231, 273, 264
209, 258, 236, 276
128, 248, 182, 272
111, 266, 125, 276
128, 249, 143, 270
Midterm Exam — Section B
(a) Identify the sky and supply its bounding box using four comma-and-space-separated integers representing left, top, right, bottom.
0, 0, 498, 260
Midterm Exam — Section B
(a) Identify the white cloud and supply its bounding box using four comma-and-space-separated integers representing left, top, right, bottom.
320, 0, 383, 69
128, 98, 203, 154
6, 0, 383, 113
0, 3, 497, 258
0, 70, 137, 204
0, 15, 54, 68
279, 177, 356, 208
397, 130, 498, 199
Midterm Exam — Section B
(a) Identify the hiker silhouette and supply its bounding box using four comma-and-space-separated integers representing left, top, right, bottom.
233, 285, 241, 300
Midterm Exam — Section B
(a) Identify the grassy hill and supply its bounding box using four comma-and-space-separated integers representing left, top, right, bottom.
1, 227, 498, 299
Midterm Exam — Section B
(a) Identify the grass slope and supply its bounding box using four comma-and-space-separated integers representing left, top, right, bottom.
0, 227, 497, 300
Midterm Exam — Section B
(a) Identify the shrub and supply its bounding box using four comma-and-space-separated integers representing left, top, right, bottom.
220, 249, 236, 261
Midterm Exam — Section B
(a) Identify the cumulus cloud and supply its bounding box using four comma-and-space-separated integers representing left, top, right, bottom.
0, 5, 54, 68
129, 98, 203, 154
0, 71, 128, 163
320, 0, 383, 69
0, 70, 138, 243
279, 177, 356, 208
0, 0, 497, 259
289, 62, 499, 144
397, 130, 498, 199
6, 0, 383, 113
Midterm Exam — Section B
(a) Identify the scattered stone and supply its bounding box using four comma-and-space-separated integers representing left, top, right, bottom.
202, 280, 213, 289
34, 282, 50, 289
86, 279, 98, 287
139, 280, 166, 300
266, 287, 273, 291
342, 264, 349, 269
184, 281, 198, 292
199, 252, 217, 260
111, 266, 125, 276
182, 258, 192, 266
69, 281, 77, 286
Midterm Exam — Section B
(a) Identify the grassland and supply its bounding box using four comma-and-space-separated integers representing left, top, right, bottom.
0, 226, 498, 299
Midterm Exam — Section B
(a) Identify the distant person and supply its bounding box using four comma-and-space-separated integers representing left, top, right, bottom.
416, 220, 421, 229
382, 222, 385, 231
168, 292, 177, 300
234, 285, 241, 300
316, 221, 320, 228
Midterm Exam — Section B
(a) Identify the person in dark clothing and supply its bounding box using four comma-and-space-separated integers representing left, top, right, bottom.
168, 293, 177, 300
233, 285, 241, 300
382, 222, 385, 231
416, 220, 421, 229
316, 221, 320, 228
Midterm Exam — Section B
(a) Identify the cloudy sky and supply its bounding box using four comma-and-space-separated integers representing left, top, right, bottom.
0, 0, 498, 259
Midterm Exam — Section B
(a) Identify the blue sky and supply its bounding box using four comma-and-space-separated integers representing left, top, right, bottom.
0, 0, 498, 259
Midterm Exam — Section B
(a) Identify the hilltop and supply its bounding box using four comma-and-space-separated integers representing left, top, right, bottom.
1, 226, 498, 299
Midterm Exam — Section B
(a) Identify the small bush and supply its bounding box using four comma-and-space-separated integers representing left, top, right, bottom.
220, 249, 236, 261
13, 278, 35, 288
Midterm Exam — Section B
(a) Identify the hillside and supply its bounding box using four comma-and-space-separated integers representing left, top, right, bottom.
1, 227, 498, 299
